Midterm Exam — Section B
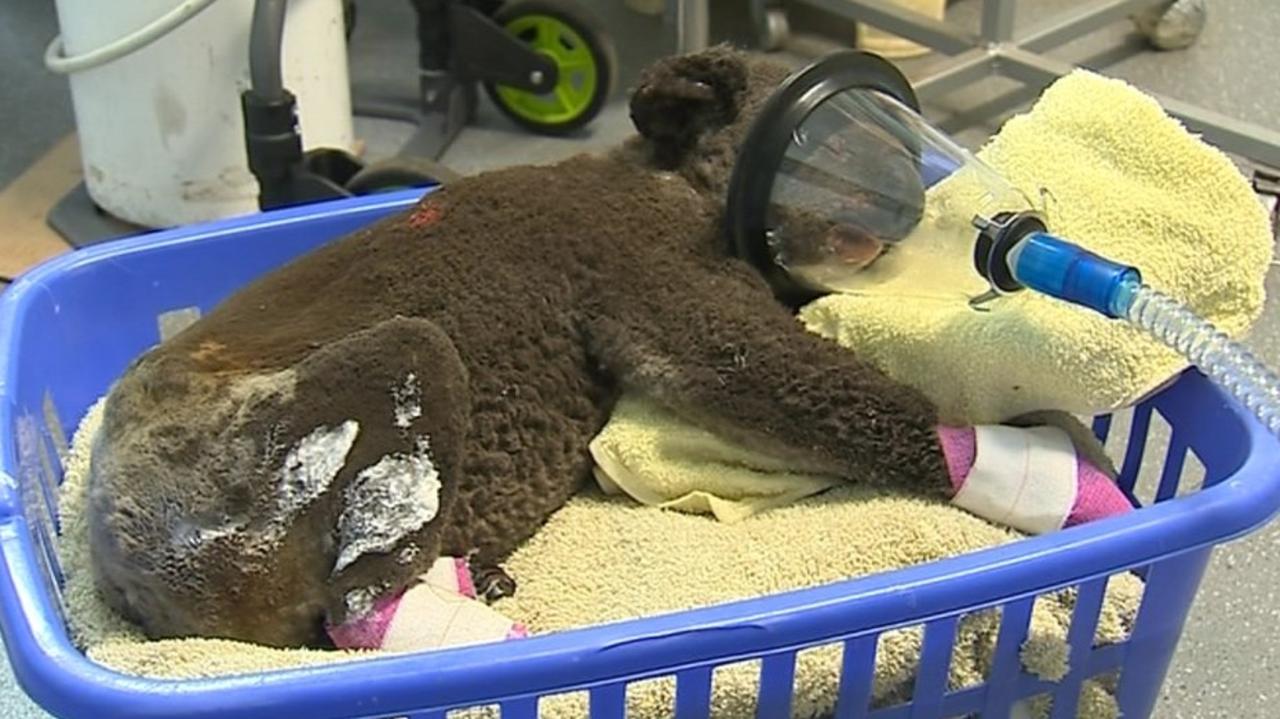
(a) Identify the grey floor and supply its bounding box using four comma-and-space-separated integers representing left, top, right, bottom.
1, 0, 1279, 716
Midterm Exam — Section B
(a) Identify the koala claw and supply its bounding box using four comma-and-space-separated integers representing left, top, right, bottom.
472, 564, 518, 604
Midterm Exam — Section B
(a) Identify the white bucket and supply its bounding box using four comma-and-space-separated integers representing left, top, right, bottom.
50, 0, 355, 228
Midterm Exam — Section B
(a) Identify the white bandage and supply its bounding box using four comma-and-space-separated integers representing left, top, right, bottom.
377, 558, 524, 652
378, 584, 522, 652
951, 425, 1079, 535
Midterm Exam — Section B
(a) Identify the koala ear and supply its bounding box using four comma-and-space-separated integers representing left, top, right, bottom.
629, 45, 749, 165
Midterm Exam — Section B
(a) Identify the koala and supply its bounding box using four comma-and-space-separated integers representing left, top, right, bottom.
86, 45, 951, 648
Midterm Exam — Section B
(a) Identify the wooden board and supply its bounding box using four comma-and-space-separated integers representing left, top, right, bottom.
0, 134, 79, 280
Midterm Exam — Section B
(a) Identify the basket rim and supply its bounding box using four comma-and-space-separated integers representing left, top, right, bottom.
1, 192, 1278, 719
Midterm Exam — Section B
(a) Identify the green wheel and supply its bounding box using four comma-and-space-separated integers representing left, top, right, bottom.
484, 0, 617, 135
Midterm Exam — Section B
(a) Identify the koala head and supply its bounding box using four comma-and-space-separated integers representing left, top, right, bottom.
627, 46, 928, 306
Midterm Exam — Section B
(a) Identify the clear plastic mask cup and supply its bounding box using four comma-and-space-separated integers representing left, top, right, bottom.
763, 87, 1037, 302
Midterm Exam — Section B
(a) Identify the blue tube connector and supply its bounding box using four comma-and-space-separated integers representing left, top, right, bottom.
1009, 232, 1141, 318
1004, 229, 1280, 437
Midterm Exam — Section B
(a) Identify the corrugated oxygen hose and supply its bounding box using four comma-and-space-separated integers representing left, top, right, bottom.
1010, 230, 1280, 437
1119, 280, 1280, 436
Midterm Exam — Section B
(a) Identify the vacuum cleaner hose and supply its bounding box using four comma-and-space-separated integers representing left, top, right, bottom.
45, 0, 223, 74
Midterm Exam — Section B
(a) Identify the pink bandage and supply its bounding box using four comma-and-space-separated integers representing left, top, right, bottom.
328, 557, 527, 652
937, 425, 1131, 532
327, 592, 401, 650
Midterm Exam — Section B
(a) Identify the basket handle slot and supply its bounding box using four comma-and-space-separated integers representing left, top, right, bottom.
1090, 414, 1113, 444
1117, 404, 1154, 496
1155, 430, 1190, 503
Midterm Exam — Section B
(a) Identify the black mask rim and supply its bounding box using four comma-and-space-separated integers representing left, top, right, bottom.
724, 50, 922, 307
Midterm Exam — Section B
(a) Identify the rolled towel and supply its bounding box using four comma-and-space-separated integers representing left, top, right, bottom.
591, 394, 1127, 535
589, 394, 843, 523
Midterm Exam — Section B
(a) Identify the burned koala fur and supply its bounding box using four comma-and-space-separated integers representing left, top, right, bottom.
87, 46, 948, 648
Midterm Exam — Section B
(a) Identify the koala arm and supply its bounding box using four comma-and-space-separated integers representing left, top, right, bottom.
582, 258, 952, 495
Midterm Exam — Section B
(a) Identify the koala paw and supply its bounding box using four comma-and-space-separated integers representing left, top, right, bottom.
472, 564, 518, 604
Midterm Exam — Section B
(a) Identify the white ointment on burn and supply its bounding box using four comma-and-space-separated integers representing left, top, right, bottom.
392, 373, 423, 430
333, 436, 442, 575
264, 420, 360, 542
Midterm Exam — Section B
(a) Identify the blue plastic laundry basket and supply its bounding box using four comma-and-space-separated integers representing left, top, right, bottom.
2, 189, 1279, 719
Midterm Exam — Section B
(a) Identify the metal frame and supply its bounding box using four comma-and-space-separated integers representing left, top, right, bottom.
679, 0, 1280, 169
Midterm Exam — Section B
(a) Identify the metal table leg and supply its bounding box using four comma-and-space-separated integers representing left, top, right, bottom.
675, 0, 709, 53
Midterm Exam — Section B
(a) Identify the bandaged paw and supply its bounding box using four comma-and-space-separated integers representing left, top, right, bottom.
327, 557, 528, 652
937, 424, 1132, 534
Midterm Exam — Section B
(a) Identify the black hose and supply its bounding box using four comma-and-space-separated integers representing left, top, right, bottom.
249, 0, 288, 101
410, 0, 452, 73
242, 0, 302, 208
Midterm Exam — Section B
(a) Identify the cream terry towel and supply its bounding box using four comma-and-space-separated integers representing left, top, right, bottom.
589, 394, 844, 523
794, 69, 1271, 425
60, 399, 1135, 719
590, 388, 1118, 526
